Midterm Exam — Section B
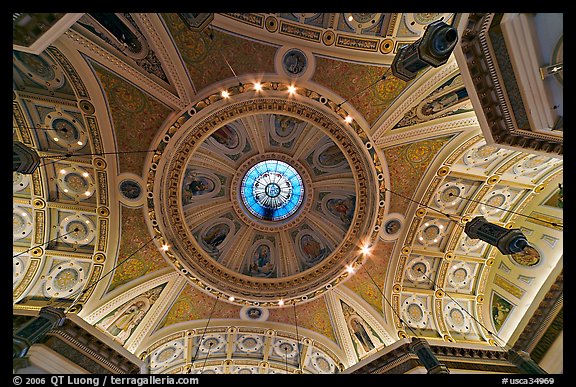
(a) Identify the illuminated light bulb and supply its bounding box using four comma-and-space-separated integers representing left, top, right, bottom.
63, 189, 69, 193
419, 236, 424, 241
439, 224, 444, 229
84, 191, 91, 196
60, 169, 66, 174
424, 223, 429, 227
21, 212, 27, 217
82, 172, 89, 177
278, 299, 284, 306
85, 220, 90, 224
254, 82, 262, 91
161, 244, 169, 251
53, 138, 59, 142
348, 15, 354, 21
77, 141, 83, 146
344, 115, 353, 123
287, 85, 297, 94
361, 244, 371, 255
221, 90, 230, 98
433, 239, 438, 243
228, 296, 235, 302
346, 265, 355, 274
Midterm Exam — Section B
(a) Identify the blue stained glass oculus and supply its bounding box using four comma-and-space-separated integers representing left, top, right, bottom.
240, 160, 304, 221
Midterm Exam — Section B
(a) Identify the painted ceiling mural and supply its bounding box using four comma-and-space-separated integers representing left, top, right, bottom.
12, 13, 562, 374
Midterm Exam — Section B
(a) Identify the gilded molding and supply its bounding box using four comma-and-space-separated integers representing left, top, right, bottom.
13, 258, 41, 300
372, 60, 459, 141
47, 46, 89, 98
63, 30, 184, 110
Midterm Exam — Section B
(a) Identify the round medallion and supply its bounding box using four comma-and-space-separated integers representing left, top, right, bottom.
510, 245, 541, 267
13, 207, 33, 241
13, 171, 30, 192
120, 179, 142, 200
282, 49, 307, 77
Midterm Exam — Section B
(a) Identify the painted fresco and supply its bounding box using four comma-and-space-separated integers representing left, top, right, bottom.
491, 292, 514, 332
299, 233, 329, 269
326, 196, 355, 226
97, 286, 163, 344
210, 124, 240, 149
245, 242, 276, 278
341, 301, 382, 358
182, 171, 216, 204
201, 223, 230, 258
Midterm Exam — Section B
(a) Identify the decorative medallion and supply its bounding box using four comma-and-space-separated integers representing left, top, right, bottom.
13, 207, 33, 241
120, 179, 143, 201
510, 245, 541, 267
282, 48, 307, 78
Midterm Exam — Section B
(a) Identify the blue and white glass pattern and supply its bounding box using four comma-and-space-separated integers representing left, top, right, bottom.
241, 160, 304, 221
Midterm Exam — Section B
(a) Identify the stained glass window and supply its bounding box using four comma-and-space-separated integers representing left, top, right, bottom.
240, 160, 304, 221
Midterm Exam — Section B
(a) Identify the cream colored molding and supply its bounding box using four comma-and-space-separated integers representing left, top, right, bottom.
182, 198, 233, 226
14, 90, 79, 107
539, 331, 563, 374
500, 14, 557, 132
13, 258, 43, 304
305, 211, 346, 248
212, 13, 399, 66
126, 275, 188, 353
383, 130, 479, 302
324, 290, 356, 368
312, 176, 355, 191
372, 57, 460, 141
333, 286, 395, 345
62, 29, 185, 110
83, 270, 178, 324
376, 113, 479, 148
14, 13, 84, 55
134, 13, 194, 104
25, 343, 90, 374
44, 201, 97, 213
138, 320, 346, 370
190, 150, 239, 176
51, 39, 124, 313
219, 226, 253, 271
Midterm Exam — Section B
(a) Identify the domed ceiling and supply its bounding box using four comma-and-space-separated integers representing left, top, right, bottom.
12, 12, 563, 374
151, 92, 385, 306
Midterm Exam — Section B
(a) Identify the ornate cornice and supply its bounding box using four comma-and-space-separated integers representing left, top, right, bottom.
45, 318, 141, 374
513, 270, 563, 353
458, 13, 562, 156
347, 339, 518, 374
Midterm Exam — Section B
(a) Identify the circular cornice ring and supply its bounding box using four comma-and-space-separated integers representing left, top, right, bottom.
147, 82, 387, 306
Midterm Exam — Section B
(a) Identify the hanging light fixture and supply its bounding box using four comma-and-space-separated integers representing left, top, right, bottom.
13, 141, 40, 174
464, 216, 529, 255
13, 306, 66, 361
391, 20, 459, 82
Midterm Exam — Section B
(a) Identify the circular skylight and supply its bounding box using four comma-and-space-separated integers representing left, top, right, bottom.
240, 159, 304, 221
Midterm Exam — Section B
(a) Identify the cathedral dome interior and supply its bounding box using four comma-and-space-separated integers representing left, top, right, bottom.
12, 12, 563, 376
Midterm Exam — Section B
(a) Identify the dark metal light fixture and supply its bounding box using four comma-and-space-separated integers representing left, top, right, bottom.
409, 337, 450, 374
464, 216, 529, 255
13, 141, 40, 174
13, 306, 66, 360
392, 20, 459, 82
